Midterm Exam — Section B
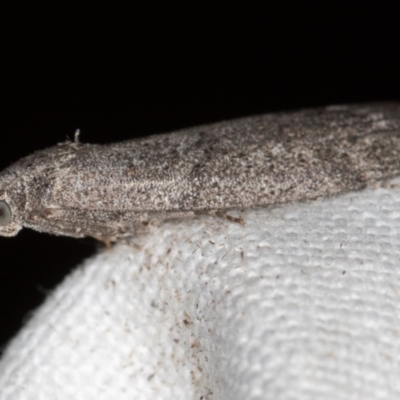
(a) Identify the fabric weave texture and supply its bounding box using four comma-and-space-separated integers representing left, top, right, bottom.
1, 186, 400, 399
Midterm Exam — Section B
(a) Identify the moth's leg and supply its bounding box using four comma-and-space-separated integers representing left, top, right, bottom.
369, 177, 400, 189
89, 234, 114, 249
102, 238, 113, 249
201, 210, 246, 226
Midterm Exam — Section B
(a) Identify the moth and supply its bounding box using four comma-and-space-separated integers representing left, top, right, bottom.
1, 103, 400, 243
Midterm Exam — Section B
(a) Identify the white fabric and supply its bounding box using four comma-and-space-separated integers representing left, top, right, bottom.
1, 186, 400, 400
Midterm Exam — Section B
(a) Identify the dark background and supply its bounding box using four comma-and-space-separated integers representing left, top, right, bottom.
1, 2, 399, 350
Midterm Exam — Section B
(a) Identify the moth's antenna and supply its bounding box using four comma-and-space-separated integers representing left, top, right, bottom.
74, 129, 80, 143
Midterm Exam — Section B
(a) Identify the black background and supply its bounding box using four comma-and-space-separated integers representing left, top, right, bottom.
1, 2, 399, 350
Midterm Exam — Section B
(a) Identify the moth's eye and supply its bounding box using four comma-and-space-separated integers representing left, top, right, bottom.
0, 201, 12, 226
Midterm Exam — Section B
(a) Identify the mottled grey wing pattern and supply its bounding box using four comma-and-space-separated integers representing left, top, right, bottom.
0, 103, 400, 241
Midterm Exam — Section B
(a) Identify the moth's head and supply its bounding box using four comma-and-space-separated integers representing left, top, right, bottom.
0, 149, 48, 237
0, 198, 22, 236
0, 142, 78, 238
0, 169, 26, 237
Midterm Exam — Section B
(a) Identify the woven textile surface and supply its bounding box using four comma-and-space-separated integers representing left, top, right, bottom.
1, 186, 400, 399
